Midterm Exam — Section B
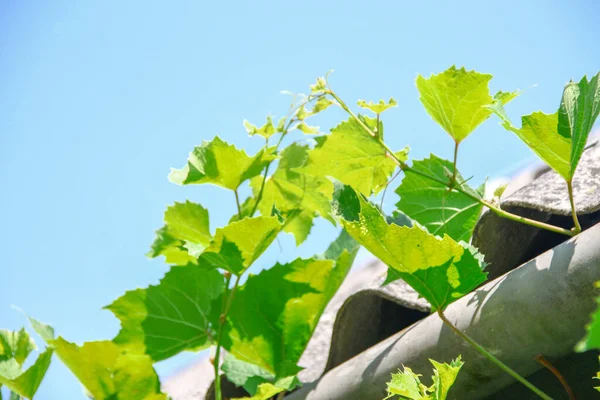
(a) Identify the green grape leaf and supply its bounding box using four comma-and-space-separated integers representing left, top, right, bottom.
222, 354, 275, 394
493, 183, 508, 199
310, 77, 327, 93
27, 317, 55, 343
430, 356, 464, 400
416, 66, 515, 143
297, 122, 320, 134
558, 72, 600, 177
163, 201, 211, 246
576, 282, 600, 352
222, 354, 300, 396
169, 137, 276, 190
147, 226, 195, 266
106, 265, 225, 361
311, 97, 333, 114
295, 96, 334, 121
295, 105, 310, 121
489, 73, 600, 181
333, 183, 486, 311
0, 348, 53, 399
489, 102, 571, 180
148, 201, 212, 265
48, 338, 166, 400
385, 365, 429, 399
0, 328, 36, 365
244, 116, 277, 139
300, 116, 405, 196
232, 383, 284, 400
494, 90, 520, 105
222, 230, 359, 377
357, 98, 398, 114
395, 155, 484, 242
200, 216, 282, 275
385, 357, 463, 400
282, 210, 315, 246
251, 144, 334, 245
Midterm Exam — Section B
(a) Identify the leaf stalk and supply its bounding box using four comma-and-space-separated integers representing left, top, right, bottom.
534, 354, 576, 400
451, 141, 459, 188
566, 180, 582, 234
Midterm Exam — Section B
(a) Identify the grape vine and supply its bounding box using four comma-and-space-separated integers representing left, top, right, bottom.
2, 66, 599, 400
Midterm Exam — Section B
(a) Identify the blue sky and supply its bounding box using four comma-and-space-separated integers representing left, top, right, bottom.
1, 1, 598, 398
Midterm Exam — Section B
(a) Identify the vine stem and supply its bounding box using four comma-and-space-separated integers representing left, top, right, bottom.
234, 189, 242, 219
379, 169, 402, 211
213, 273, 232, 400
326, 89, 575, 238
437, 310, 553, 400
534, 354, 576, 400
214, 99, 311, 397
566, 180, 582, 234
250, 120, 292, 217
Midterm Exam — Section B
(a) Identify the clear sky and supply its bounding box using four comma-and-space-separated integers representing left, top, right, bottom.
1, 1, 598, 399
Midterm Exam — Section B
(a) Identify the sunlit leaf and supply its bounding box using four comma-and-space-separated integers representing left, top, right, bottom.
416, 66, 515, 142
310, 77, 327, 93
222, 354, 301, 396
200, 216, 282, 275
222, 354, 274, 394
489, 98, 571, 179
297, 122, 320, 134
395, 155, 484, 242
300, 117, 406, 196
244, 116, 277, 139
430, 356, 464, 400
147, 227, 196, 265
232, 383, 284, 400
385, 365, 429, 399
312, 97, 333, 114
357, 98, 398, 114
489, 72, 600, 181
0, 329, 35, 365
251, 144, 334, 245
0, 327, 52, 400
47, 338, 166, 400
558, 72, 600, 177
222, 230, 359, 377
493, 184, 508, 199
384, 357, 463, 400
169, 137, 276, 190
106, 265, 225, 360
333, 183, 486, 311
148, 201, 211, 265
